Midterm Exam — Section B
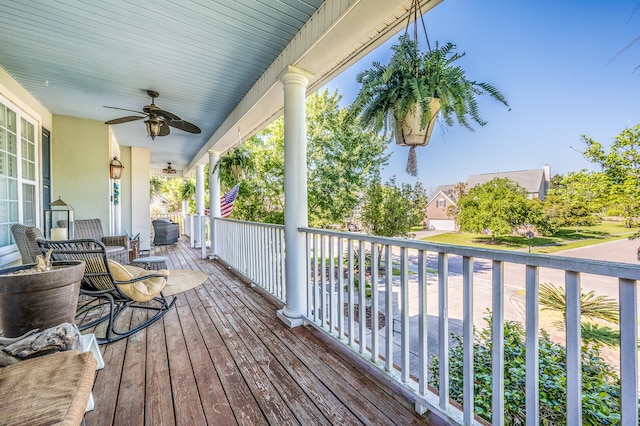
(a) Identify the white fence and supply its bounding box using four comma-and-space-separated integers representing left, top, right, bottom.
212, 218, 286, 302
301, 228, 639, 425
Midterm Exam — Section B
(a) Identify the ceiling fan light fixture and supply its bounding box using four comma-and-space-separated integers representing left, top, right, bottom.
162, 163, 176, 174
145, 117, 162, 139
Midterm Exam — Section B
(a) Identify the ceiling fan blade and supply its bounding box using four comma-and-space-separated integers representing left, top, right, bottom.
104, 105, 146, 115
155, 108, 181, 121
158, 121, 171, 136
166, 119, 201, 134
105, 115, 145, 125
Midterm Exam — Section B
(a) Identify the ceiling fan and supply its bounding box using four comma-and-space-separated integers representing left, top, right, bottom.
104, 90, 201, 139
162, 163, 177, 174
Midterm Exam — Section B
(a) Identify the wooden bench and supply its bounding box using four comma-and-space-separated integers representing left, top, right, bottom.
0, 350, 97, 425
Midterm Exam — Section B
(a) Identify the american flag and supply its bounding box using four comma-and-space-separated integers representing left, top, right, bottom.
220, 183, 241, 218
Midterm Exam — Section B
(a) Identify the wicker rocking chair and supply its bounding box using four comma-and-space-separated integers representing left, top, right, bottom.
37, 238, 176, 344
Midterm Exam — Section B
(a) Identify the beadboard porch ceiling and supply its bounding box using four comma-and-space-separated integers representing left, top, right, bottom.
0, 0, 440, 174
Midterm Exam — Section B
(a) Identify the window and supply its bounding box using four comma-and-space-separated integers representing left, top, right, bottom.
0, 98, 38, 251
437, 199, 446, 208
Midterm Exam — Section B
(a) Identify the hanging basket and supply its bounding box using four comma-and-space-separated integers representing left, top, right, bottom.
395, 97, 441, 147
230, 164, 246, 180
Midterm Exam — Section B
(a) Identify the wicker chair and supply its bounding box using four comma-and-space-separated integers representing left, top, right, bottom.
11, 224, 45, 264
152, 219, 179, 245
72, 219, 129, 264
37, 238, 176, 344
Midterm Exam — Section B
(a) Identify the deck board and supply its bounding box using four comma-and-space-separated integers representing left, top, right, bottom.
83, 239, 446, 426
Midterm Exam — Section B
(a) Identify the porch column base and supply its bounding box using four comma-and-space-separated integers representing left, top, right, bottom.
277, 309, 304, 328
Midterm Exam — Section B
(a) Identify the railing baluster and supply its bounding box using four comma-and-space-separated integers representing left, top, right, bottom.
305, 232, 311, 317
348, 238, 355, 347
462, 256, 474, 425
384, 244, 393, 373
492, 260, 505, 425
320, 234, 327, 327
438, 252, 449, 411
313, 234, 319, 323
418, 249, 427, 396
619, 278, 638, 426
401, 246, 409, 383
565, 270, 581, 426
358, 241, 366, 354
525, 265, 539, 426
329, 236, 335, 333
371, 242, 379, 363
338, 237, 345, 339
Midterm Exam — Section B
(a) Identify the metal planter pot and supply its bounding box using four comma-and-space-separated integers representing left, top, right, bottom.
0, 260, 85, 338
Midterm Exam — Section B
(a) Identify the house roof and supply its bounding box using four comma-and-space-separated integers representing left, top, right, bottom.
427, 184, 458, 207
466, 168, 547, 194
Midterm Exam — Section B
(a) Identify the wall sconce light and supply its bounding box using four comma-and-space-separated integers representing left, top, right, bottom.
110, 157, 124, 179
145, 117, 161, 140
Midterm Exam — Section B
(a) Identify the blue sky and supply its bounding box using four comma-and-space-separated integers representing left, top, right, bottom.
322, 0, 640, 191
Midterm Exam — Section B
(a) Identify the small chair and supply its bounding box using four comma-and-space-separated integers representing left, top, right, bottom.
152, 219, 179, 245
11, 224, 45, 264
61, 218, 129, 264
37, 238, 177, 344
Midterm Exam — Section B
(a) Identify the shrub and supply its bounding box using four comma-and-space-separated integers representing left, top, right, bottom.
428, 315, 627, 425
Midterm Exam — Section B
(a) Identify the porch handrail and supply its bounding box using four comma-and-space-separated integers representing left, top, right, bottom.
212, 218, 286, 302
299, 227, 639, 425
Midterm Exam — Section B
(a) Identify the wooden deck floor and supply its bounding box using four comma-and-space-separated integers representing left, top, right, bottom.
83, 239, 448, 425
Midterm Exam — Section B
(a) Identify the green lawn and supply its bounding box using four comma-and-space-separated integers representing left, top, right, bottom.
422, 222, 639, 253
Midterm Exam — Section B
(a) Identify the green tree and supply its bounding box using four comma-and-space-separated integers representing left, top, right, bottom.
360, 175, 427, 239
456, 178, 544, 240
307, 89, 389, 227
221, 89, 389, 226
538, 282, 620, 347
543, 170, 607, 229
582, 125, 640, 227
429, 314, 626, 425
225, 123, 285, 223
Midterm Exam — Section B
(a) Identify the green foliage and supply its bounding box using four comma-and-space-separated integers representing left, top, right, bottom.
350, 34, 508, 138
359, 175, 428, 239
456, 178, 547, 240
216, 89, 389, 225
428, 315, 625, 425
537, 282, 619, 347
543, 170, 607, 229
539, 282, 619, 325
582, 124, 640, 227
307, 89, 389, 227
212, 146, 252, 182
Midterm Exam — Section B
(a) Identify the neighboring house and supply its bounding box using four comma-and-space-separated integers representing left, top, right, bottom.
466, 165, 550, 201
425, 165, 550, 231
425, 185, 458, 231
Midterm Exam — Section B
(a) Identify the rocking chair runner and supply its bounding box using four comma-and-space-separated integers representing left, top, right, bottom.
36, 238, 177, 344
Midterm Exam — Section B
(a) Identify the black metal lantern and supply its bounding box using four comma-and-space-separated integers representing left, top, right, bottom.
44, 197, 74, 240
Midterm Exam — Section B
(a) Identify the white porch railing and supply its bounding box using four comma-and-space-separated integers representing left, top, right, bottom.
209, 220, 639, 425
300, 228, 639, 426
212, 218, 286, 302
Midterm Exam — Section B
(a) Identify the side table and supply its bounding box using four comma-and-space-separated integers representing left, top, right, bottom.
128, 238, 140, 263
131, 255, 169, 270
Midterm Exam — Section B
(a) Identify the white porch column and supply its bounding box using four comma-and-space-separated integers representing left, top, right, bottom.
194, 163, 205, 248
277, 66, 310, 328
209, 150, 221, 258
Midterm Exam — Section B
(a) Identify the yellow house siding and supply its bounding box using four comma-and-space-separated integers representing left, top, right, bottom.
52, 115, 111, 226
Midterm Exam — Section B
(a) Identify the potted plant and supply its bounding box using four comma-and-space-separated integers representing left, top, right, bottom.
0, 254, 85, 338
212, 146, 251, 181
350, 31, 509, 176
